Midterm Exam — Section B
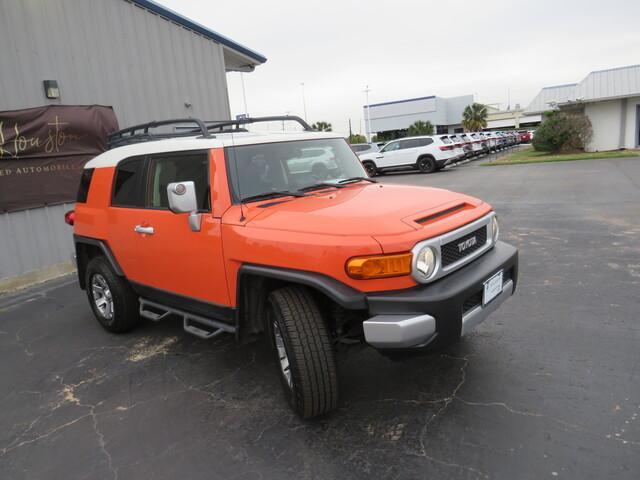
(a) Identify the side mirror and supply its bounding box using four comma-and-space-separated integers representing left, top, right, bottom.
167, 181, 201, 232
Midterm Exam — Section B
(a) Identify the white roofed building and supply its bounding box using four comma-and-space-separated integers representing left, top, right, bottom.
363, 95, 473, 138
526, 65, 640, 151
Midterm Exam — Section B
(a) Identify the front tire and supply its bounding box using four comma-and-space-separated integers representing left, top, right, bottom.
417, 156, 436, 173
85, 257, 140, 333
266, 286, 338, 418
362, 160, 377, 177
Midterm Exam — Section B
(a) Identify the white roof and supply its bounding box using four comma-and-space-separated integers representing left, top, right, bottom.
525, 83, 577, 114
85, 131, 342, 168
574, 64, 640, 102
525, 64, 640, 113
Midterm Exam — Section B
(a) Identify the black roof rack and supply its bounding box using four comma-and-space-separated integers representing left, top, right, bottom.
203, 115, 314, 132
107, 118, 212, 149
107, 115, 315, 149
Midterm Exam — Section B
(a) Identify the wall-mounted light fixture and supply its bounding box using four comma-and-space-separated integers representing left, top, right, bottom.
43, 80, 60, 99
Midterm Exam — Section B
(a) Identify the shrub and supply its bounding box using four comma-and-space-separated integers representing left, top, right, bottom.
407, 120, 434, 136
532, 111, 592, 153
348, 134, 367, 144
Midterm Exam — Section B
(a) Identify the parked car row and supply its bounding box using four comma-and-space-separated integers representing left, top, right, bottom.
354, 130, 527, 176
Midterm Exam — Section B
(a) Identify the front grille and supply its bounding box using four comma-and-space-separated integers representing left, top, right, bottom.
441, 226, 487, 267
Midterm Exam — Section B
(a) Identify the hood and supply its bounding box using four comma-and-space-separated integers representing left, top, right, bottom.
242, 183, 483, 236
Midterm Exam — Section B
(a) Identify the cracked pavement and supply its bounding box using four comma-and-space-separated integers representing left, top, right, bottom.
1, 156, 639, 479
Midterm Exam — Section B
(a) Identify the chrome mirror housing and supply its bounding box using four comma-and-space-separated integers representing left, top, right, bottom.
167, 181, 201, 232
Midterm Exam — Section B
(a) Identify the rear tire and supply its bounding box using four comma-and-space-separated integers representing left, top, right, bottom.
266, 286, 338, 418
85, 257, 140, 333
362, 160, 377, 177
417, 156, 436, 173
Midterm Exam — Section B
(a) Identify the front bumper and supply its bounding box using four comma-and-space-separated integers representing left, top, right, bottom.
362, 241, 518, 350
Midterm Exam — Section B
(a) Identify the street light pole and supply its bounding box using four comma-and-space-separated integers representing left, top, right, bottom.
364, 85, 372, 142
300, 83, 308, 122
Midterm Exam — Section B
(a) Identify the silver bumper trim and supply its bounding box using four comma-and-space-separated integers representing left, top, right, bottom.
461, 279, 514, 336
363, 314, 436, 349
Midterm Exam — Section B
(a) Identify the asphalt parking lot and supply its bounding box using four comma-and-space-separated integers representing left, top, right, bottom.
1, 155, 639, 480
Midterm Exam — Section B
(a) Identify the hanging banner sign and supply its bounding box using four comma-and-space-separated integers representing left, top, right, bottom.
0, 105, 118, 212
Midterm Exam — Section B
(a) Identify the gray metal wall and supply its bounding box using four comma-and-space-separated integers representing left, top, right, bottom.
0, 203, 75, 281
0, 0, 233, 287
0, 0, 231, 125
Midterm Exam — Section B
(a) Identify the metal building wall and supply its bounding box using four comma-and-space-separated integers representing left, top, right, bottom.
367, 95, 473, 133
0, 0, 231, 125
0, 204, 76, 289
0, 0, 233, 289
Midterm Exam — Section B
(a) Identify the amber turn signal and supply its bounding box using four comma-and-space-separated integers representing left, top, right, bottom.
346, 253, 412, 279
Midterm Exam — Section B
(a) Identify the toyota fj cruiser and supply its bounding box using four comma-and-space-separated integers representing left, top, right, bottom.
67, 116, 518, 418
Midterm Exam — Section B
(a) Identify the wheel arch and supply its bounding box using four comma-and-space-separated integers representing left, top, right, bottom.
235, 264, 367, 343
74, 235, 124, 289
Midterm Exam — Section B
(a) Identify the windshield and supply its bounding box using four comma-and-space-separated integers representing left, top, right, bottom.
226, 138, 367, 202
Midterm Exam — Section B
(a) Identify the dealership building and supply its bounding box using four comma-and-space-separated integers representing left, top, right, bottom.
363, 95, 473, 138
0, 0, 266, 290
526, 65, 640, 152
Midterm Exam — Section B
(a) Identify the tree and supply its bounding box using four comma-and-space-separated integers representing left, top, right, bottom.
461, 103, 488, 132
532, 111, 592, 153
407, 120, 434, 136
348, 133, 367, 144
312, 121, 332, 132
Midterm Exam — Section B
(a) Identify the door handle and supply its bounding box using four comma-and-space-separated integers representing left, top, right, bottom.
134, 225, 154, 235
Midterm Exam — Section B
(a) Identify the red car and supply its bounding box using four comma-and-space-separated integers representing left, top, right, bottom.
518, 130, 531, 143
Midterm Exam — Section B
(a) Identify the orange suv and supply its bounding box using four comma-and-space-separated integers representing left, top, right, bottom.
67, 116, 518, 418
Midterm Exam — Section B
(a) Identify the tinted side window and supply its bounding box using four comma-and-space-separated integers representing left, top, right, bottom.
400, 139, 420, 149
148, 153, 210, 211
382, 142, 400, 152
417, 138, 433, 147
76, 168, 94, 203
112, 158, 145, 207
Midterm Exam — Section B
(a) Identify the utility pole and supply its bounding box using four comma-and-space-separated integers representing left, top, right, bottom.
364, 85, 372, 142
240, 72, 248, 117
300, 83, 308, 122
348, 118, 352, 139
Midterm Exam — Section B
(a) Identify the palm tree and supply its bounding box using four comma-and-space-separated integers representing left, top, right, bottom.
312, 121, 332, 132
461, 103, 488, 132
407, 120, 434, 136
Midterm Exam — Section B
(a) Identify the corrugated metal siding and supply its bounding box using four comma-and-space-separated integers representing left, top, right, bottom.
0, 0, 231, 126
525, 84, 577, 114
576, 65, 640, 102
0, 0, 235, 283
0, 204, 75, 280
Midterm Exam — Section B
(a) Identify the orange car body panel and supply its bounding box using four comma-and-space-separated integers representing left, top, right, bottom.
75, 147, 493, 309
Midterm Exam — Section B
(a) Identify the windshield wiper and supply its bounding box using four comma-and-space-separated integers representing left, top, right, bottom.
337, 176, 378, 185
241, 190, 307, 203
297, 182, 346, 193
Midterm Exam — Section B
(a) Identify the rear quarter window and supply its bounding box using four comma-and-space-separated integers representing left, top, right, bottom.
76, 168, 94, 203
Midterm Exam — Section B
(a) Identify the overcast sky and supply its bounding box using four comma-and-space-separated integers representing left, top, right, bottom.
156, 0, 640, 136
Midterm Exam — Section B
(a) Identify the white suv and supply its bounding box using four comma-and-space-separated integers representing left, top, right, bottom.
359, 135, 463, 176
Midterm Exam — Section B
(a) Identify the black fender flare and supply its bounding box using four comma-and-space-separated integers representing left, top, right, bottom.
237, 264, 367, 311
74, 235, 124, 288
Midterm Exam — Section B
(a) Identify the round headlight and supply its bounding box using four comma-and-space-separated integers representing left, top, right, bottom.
491, 215, 499, 242
415, 246, 437, 280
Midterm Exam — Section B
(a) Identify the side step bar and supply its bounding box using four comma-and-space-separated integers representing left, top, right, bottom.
139, 298, 236, 340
